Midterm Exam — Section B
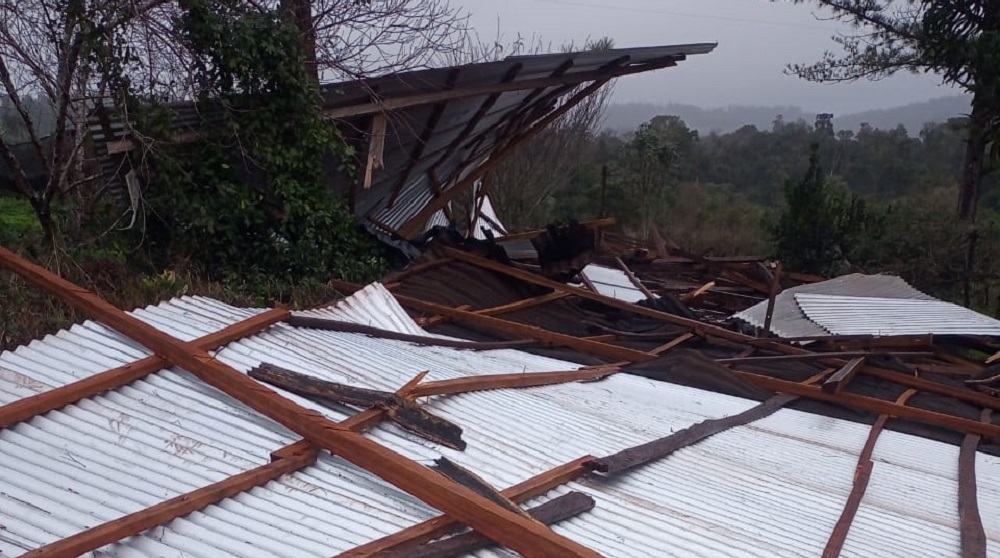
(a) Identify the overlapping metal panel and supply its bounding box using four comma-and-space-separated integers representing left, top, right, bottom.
795, 293, 1000, 336
2, 284, 998, 557
732, 273, 938, 338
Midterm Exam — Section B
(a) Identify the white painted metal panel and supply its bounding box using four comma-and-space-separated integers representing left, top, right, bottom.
795, 293, 1000, 336
581, 264, 650, 303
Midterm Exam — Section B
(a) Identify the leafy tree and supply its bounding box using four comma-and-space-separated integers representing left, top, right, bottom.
780, 0, 1000, 220
137, 0, 383, 282
770, 145, 879, 275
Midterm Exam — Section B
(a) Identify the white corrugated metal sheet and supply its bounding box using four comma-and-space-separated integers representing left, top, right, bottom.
471, 194, 508, 240
581, 264, 651, 303
1, 284, 998, 557
733, 273, 939, 338
795, 293, 1000, 336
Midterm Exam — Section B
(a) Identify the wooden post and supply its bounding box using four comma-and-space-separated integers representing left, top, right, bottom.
762, 262, 782, 337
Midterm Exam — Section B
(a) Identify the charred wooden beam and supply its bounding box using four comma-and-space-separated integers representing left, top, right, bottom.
591, 393, 799, 474
0, 246, 600, 558
959, 408, 993, 558
433, 457, 531, 518
249, 364, 466, 451
411, 367, 618, 398
334, 456, 595, 558
0, 307, 290, 430
286, 315, 538, 350
380, 492, 596, 558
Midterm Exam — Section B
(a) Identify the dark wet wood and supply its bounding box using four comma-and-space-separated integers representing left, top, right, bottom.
959, 408, 993, 558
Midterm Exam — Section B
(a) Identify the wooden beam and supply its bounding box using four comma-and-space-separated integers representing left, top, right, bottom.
398, 78, 615, 239
411, 366, 619, 398
679, 281, 715, 303
385, 492, 596, 558
286, 315, 538, 350
822, 389, 917, 558
440, 247, 761, 345
614, 256, 656, 300
20, 443, 319, 558
822, 357, 866, 394
0, 247, 602, 558
649, 333, 695, 356
959, 408, 992, 558
762, 263, 782, 336
476, 291, 571, 316
592, 393, 798, 474
717, 352, 931, 365
733, 369, 1000, 439
0, 307, 290, 429
334, 456, 595, 558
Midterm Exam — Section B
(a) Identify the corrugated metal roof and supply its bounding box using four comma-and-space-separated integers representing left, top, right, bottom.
580, 264, 650, 303
471, 194, 507, 240
2, 284, 999, 557
732, 273, 937, 338
795, 293, 1000, 336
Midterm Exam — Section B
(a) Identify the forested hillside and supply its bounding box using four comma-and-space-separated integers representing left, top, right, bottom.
491, 111, 1000, 310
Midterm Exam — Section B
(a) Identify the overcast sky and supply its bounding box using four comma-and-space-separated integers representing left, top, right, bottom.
457, 0, 962, 114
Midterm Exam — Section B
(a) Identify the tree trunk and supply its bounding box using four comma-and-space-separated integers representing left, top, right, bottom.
958, 97, 989, 221
279, 0, 318, 83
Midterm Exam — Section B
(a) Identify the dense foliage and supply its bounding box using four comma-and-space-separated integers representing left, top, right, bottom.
134, 0, 383, 283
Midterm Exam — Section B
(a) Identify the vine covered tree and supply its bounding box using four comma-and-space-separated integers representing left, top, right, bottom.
780, 0, 1000, 220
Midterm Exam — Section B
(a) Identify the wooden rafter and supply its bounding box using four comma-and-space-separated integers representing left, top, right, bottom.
959, 408, 993, 558
410, 366, 619, 398
822, 389, 917, 558
397, 77, 616, 239
734, 370, 1000, 439
0, 307, 290, 429
0, 246, 601, 558
386, 68, 462, 209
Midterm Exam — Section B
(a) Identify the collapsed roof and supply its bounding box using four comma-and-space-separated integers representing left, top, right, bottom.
87, 43, 716, 249
2, 228, 1000, 557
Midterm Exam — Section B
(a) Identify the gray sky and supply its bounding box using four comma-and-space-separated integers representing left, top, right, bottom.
458, 0, 961, 114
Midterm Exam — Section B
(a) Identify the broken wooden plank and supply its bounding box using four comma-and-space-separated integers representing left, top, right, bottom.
649, 333, 696, 356
0, 246, 601, 558
0, 307, 290, 429
762, 263, 782, 337
476, 291, 571, 316
614, 256, 657, 300
335, 456, 595, 558
382, 492, 596, 558
493, 218, 616, 243
591, 393, 799, 474
959, 408, 993, 558
287, 315, 538, 350
249, 363, 392, 408
822, 357, 866, 394
822, 389, 917, 558
249, 364, 466, 451
679, 281, 715, 303
411, 367, 618, 398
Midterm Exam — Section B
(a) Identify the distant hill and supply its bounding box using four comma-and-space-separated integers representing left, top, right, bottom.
603, 95, 972, 135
